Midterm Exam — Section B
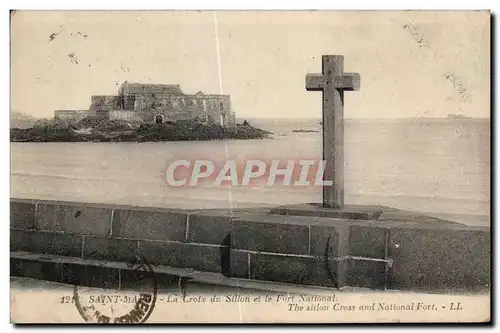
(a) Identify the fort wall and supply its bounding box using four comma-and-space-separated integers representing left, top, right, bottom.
54, 110, 95, 122
129, 94, 234, 126
55, 84, 237, 128
90, 96, 122, 111
108, 110, 143, 122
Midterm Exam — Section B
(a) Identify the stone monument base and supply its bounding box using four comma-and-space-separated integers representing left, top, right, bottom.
10, 198, 490, 293
270, 203, 384, 220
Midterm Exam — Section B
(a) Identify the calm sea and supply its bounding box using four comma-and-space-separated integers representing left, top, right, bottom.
10, 118, 490, 226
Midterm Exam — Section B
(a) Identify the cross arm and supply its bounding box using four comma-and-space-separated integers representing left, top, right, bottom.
305, 74, 324, 91
333, 73, 360, 91
306, 73, 360, 91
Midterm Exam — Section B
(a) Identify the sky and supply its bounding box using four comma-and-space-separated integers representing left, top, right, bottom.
10, 11, 490, 119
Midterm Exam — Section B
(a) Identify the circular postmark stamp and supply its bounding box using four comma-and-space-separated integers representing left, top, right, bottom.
73, 254, 157, 324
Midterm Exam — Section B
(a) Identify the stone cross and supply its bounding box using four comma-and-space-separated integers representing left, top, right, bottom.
306, 55, 360, 208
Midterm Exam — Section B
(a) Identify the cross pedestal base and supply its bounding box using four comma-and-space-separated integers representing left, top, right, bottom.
269, 203, 463, 226
270, 203, 384, 220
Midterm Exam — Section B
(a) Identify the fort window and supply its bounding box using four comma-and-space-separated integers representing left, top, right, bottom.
154, 114, 164, 124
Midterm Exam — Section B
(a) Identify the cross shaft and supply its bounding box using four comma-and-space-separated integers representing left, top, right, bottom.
305, 55, 360, 208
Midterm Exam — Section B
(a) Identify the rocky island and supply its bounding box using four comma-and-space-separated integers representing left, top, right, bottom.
11, 83, 276, 142
10, 117, 273, 142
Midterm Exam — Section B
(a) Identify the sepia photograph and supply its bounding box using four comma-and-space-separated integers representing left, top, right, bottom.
9, 10, 491, 323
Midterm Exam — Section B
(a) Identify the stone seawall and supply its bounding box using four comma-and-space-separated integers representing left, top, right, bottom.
10, 199, 490, 293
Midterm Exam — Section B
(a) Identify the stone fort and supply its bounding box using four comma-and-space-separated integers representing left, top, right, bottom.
54, 82, 236, 128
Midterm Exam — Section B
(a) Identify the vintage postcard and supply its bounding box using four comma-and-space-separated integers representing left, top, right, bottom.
9, 10, 490, 324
